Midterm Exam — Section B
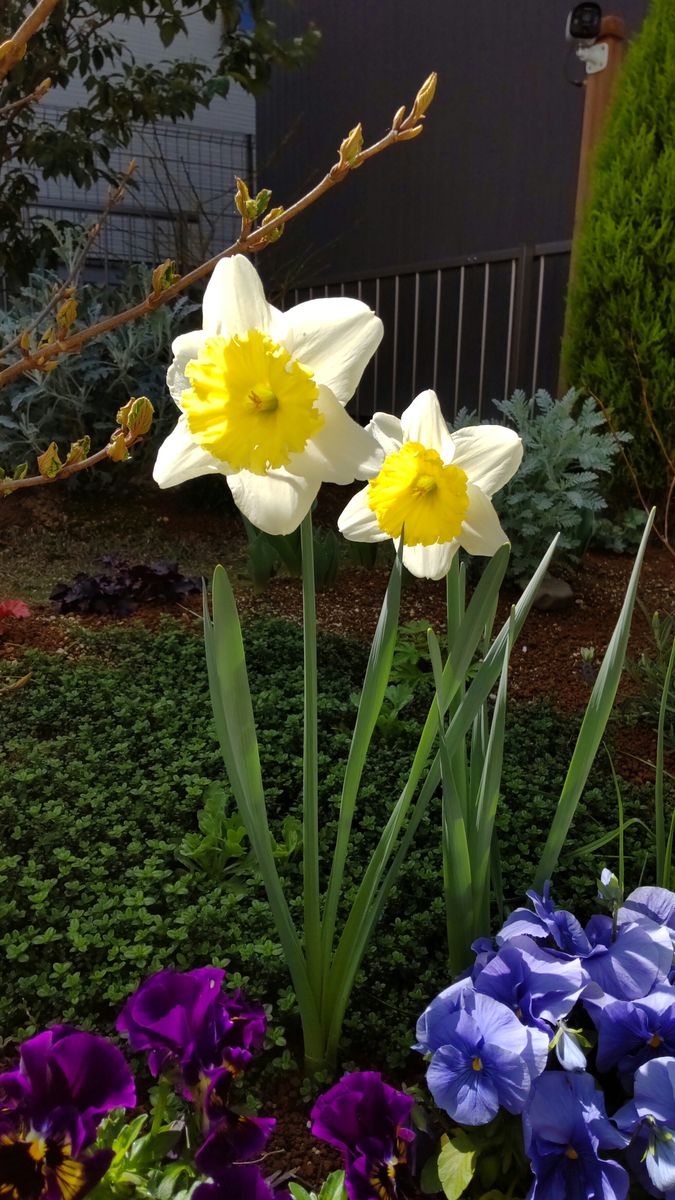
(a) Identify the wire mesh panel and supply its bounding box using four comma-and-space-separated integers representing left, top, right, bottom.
26, 107, 254, 279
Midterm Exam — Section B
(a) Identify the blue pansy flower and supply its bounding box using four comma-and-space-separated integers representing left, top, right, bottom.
499, 884, 672, 1001
421, 990, 548, 1126
473, 935, 585, 1033
590, 986, 675, 1083
523, 1071, 628, 1200
615, 1057, 675, 1197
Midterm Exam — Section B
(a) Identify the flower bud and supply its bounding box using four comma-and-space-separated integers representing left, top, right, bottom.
56, 297, 77, 331
260, 207, 285, 242
65, 436, 91, 466
235, 176, 252, 218
338, 123, 364, 168
151, 259, 176, 294
37, 443, 63, 480
107, 432, 129, 462
412, 71, 437, 119
117, 396, 154, 439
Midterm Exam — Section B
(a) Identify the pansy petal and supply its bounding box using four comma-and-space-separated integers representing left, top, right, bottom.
227, 468, 319, 536
167, 331, 208, 408
460, 484, 509, 556
277, 298, 383, 404
154, 416, 228, 488
368, 412, 404, 455
450, 425, 523, 497
400, 390, 455, 460
402, 541, 458, 581
202, 255, 271, 338
292, 387, 384, 484
338, 487, 390, 543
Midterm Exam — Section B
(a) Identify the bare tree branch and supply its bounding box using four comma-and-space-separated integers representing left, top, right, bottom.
0, 0, 61, 84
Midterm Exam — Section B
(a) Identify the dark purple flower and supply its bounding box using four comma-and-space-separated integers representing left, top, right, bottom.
196, 1112, 276, 1176
311, 1072, 414, 1200
523, 1071, 628, 1200
474, 936, 585, 1033
0, 1128, 113, 1200
0, 1027, 135, 1155
117, 968, 266, 1093
194, 1166, 280, 1200
421, 991, 548, 1126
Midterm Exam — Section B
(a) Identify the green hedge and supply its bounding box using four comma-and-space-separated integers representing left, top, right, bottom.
0, 619, 662, 1067
562, 0, 675, 498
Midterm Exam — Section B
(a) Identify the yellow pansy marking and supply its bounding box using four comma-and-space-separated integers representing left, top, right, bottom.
649, 1034, 663, 1048
182, 330, 323, 475
565, 1146, 579, 1161
367, 442, 469, 546
471, 1056, 483, 1072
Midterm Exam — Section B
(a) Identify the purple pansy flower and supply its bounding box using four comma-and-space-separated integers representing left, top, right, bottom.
194, 1166, 283, 1200
523, 1071, 629, 1200
0, 1026, 135, 1200
196, 1112, 276, 1177
311, 1072, 415, 1200
117, 967, 266, 1096
615, 1057, 675, 1196
473, 935, 585, 1033
420, 990, 549, 1125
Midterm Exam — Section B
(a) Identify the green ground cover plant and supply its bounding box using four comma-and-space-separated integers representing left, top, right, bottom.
0, 618, 666, 1067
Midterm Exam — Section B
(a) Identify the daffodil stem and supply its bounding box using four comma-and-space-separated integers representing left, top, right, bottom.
300, 512, 324, 1031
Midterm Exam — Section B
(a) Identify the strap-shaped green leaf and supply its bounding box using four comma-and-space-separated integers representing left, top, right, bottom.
533, 510, 655, 890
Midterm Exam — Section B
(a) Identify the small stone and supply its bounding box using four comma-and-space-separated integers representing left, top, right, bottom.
531, 573, 575, 612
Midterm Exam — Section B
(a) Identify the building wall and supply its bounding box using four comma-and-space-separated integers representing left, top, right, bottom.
257, 0, 646, 281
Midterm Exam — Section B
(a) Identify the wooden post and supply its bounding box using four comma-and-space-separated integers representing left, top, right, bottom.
559, 15, 627, 391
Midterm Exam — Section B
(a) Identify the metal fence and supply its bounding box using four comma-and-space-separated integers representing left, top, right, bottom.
26, 108, 254, 280
282, 242, 572, 421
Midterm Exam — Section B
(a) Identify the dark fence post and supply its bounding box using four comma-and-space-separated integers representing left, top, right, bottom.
508, 244, 534, 396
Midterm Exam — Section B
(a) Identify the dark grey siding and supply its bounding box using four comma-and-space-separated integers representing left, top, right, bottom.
257, 0, 647, 409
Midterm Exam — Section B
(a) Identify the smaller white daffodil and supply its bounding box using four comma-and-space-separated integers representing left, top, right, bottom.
338, 389, 523, 580
154, 255, 384, 535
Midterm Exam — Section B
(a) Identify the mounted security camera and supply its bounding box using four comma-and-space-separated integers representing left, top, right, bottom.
566, 3, 603, 44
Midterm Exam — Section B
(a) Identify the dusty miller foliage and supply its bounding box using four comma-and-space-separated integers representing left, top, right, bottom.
0, 224, 198, 479
455, 389, 629, 580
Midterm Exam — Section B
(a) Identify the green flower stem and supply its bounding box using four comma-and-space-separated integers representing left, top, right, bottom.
300, 513, 323, 1026
150, 1078, 170, 1136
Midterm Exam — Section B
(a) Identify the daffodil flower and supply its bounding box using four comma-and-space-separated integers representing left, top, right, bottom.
338, 389, 523, 579
154, 255, 384, 534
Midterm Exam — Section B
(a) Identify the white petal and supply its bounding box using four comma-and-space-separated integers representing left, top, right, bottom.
400, 390, 456, 460
450, 425, 523, 498
292, 387, 384, 484
276, 297, 383, 404
227, 468, 319, 536
459, 483, 509, 556
167, 330, 208, 408
338, 486, 390, 543
368, 412, 404, 456
202, 255, 272, 338
153, 415, 228, 488
402, 541, 458, 580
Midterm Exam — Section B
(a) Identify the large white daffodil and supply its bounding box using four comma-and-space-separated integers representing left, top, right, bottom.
153, 255, 384, 534
338, 389, 523, 580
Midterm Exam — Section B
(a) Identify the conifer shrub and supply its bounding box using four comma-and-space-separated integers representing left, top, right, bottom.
562, 0, 675, 499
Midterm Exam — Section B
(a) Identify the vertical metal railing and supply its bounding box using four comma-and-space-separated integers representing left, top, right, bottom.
285, 241, 571, 420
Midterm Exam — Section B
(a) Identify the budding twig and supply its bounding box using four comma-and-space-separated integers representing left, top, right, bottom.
0, 0, 61, 84
0, 75, 51, 120
0, 73, 438, 392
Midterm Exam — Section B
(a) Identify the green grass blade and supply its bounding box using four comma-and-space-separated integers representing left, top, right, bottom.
560, 818, 647, 860
533, 510, 656, 891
